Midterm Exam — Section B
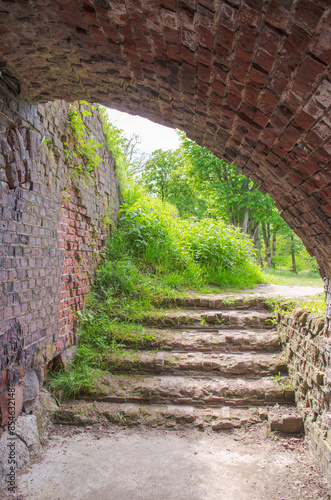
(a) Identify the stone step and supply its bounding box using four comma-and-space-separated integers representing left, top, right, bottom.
142, 309, 275, 329
118, 328, 281, 353
83, 374, 295, 407
102, 350, 287, 377
55, 401, 303, 433
157, 294, 270, 311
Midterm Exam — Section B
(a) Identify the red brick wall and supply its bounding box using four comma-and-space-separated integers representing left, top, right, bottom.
0, 96, 119, 423
59, 190, 107, 349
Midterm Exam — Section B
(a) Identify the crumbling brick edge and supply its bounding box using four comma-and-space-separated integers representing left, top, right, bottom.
277, 289, 331, 480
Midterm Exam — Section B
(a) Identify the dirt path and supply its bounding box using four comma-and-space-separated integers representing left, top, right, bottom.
6, 424, 331, 500
209, 283, 324, 298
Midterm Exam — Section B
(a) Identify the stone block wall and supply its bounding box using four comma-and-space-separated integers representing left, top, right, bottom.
278, 307, 331, 477
0, 86, 119, 426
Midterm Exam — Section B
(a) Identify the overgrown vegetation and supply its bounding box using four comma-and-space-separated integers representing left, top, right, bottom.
64, 101, 103, 185
48, 106, 324, 400
139, 132, 319, 274
263, 268, 323, 288
264, 292, 326, 317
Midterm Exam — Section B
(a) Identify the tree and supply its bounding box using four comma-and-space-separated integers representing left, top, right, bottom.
180, 134, 277, 232
141, 149, 208, 218
180, 133, 289, 268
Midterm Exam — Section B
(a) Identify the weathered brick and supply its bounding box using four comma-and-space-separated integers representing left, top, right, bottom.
294, 0, 324, 36
0, 99, 119, 404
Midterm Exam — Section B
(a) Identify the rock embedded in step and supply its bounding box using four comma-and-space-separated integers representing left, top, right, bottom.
14, 415, 41, 455
33, 390, 58, 439
212, 420, 233, 431
155, 352, 164, 372
221, 407, 231, 419
206, 313, 217, 324
259, 408, 269, 420
268, 412, 304, 434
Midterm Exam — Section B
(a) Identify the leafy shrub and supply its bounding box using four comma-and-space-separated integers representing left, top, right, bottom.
64, 102, 103, 182
109, 195, 261, 288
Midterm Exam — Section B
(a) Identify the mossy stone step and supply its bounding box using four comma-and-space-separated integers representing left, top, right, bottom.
157, 294, 270, 310
142, 309, 275, 329
55, 401, 303, 434
55, 402, 265, 429
102, 350, 287, 377
118, 328, 281, 353
82, 374, 295, 407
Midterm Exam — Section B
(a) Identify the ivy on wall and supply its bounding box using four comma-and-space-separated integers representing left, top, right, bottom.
64, 101, 103, 186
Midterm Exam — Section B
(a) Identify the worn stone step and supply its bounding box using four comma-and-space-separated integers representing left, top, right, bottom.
55, 401, 263, 429
118, 328, 281, 353
142, 309, 275, 329
55, 401, 303, 434
83, 374, 295, 407
157, 294, 270, 311
102, 350, 287, 377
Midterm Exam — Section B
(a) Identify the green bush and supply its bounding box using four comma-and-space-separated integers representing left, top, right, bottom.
111, 195, 262, 286
93, 193, 264, 306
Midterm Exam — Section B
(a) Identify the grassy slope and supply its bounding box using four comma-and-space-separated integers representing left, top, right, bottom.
263, 269, 324, 288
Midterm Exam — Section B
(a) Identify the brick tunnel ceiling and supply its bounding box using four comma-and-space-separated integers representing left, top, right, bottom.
0, 0, 330, 275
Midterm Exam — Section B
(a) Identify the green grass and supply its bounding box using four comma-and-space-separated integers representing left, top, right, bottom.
263, 268, 324, 288
264, 292, 326, 317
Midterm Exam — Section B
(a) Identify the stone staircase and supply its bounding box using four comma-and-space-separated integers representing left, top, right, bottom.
55, 295, 303, 433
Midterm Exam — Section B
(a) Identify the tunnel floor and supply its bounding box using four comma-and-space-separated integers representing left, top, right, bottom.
8, 424, 331, 500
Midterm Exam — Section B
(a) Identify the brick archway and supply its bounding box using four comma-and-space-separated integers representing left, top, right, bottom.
0, 1, 331, 481
1, 0, 330, 278
0, 2, 330, 268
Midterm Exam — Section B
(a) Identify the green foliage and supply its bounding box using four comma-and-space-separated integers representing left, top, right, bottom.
271, 231, 317, 272
264, 292, 326, 318
64, 101, 103, 184
98, 106, 129, 167
142, 148, 207, 218
105, 194, 263, 290
179, 133, 282, 230
301, 293, 326, 316
98, 105, 143, 180
47, 364, 103, 400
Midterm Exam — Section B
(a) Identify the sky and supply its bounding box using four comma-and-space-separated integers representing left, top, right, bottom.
106, 108, 180, 157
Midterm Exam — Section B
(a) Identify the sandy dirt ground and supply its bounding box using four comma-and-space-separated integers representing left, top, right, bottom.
2, 423, 330, 500
221, 283, 324, 298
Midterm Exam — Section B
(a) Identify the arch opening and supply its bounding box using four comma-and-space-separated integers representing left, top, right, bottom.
0, 0, 331, 485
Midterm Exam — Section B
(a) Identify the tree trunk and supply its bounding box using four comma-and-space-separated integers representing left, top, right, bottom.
290, 235, 297, 273
272, 230, 277, 265
262, 222, 272, 268
242, 208, 249, 234
253, 223, 263, 268
229, 217, 238, 227
272, 232, 276, 258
